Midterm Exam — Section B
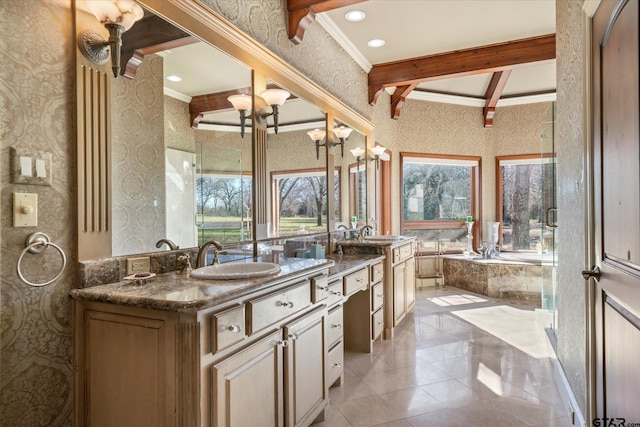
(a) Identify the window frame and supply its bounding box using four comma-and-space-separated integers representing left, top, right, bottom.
400, 152, 482, 253
495, 153, 555, 251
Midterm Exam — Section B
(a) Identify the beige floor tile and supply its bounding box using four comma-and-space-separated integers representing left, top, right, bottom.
379, 387, 446, 418
336, 395, 403, 427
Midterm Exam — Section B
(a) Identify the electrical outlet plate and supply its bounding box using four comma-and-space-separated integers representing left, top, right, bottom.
126, 256, 150, 275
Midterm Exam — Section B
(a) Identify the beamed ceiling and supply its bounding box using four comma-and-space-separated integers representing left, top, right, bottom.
121, 0, 556, 128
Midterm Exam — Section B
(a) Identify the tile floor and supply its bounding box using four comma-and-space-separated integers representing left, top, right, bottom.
315, 286, 573, 427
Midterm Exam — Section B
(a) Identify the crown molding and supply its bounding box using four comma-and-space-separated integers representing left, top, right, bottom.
315, 13, 372, 73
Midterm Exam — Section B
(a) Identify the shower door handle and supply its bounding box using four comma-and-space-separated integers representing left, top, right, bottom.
546, 207, 557, 228
581, 265, 601, 282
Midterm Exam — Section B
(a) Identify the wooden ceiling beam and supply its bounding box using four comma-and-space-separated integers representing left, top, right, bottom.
390, 84, 417, 119
287, 0, 367, 44
120, 15, 197, 79
482, 70, 512, 127
368, 33, 556, 107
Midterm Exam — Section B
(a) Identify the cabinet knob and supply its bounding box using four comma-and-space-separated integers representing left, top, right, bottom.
276, 339, 289, 347
331, 290, 342, 296
288, 333, 299, 341
332, 363, 342, 368
318, 285, 329, 291
227, 325, 242, 333
278, 301, 294, 308
376, 294, 383, 298
331, 324, 342, 329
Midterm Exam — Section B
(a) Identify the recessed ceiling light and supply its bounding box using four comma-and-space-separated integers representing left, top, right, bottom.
367, 39, 385, 48
345, 10, 366, 22
166, 75, 182, 82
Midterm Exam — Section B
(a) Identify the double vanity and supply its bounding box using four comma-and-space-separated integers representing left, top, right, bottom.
71, 236, 415, 426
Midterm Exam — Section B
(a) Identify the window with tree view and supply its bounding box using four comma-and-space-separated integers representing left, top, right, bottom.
271, 169, 339, 236
401, 153, 480, 252
497, 154, 555, 251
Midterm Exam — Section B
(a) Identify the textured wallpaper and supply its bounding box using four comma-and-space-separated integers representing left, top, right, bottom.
0, 0, 75, 425
555, 0, 588, 415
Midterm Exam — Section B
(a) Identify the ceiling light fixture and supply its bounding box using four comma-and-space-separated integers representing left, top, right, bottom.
78, 0, 144, 78
345, 10, 366, 22
367, 39, 386, 48
228, 88, 291, 138
166, 75, 182, 82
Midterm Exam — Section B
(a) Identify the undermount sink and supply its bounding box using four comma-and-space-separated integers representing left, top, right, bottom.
191, 262, 281, 280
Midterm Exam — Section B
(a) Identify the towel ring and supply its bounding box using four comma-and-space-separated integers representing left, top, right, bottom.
17, 232, 67, 287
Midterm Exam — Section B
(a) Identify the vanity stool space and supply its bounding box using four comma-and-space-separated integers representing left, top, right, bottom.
338, 236, 417, 340
71, 256, 383, 427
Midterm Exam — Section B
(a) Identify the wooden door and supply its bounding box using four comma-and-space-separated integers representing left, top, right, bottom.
393, 263, 406, 325
211, 329, 284, 427
592, 0, 640, 421
283, 306, 327, 427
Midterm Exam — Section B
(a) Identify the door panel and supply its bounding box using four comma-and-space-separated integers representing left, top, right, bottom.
593, 0, 640, 420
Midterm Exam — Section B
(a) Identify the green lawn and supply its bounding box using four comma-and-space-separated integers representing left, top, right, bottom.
198, 215, 326, 243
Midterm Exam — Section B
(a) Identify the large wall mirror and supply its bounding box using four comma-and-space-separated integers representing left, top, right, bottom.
263, 80, 329, 238
76, 0, 375, 261
101, 7, 252, 256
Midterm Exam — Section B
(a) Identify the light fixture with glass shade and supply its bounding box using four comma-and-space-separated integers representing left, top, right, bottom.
228, 89, 290, 137
227, 94, 252, 138
333, 125, 354, 158
78, 0, 145, 78
350, 146, 365, 171
369, 145, 387, 169
307, 128, 327, 160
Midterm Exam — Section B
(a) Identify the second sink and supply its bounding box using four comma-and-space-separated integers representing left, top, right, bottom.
191, 262, 281, 280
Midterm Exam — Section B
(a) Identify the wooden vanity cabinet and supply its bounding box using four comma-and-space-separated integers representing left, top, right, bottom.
212, 305, 327, 427
384, 241, 416, 339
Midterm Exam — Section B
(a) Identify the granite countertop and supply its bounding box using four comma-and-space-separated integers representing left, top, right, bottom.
336, 235, 416, 247
70, 255, 383, 313
326, 254, 385, 280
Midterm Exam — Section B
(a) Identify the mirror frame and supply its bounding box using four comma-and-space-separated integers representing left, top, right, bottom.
76, 0, 374, 260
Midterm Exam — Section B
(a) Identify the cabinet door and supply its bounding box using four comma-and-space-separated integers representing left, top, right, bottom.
393, 263, 406, 326
404, 258, 416, 313
212, 329, 284, 427
283, 306, 327, 427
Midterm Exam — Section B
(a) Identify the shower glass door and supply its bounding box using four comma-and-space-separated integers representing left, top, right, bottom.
540, 102, 558, 346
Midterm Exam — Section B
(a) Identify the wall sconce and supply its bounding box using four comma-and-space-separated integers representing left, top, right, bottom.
333, 125, 353, 158
227, 94, 252, 138
78, 0, 144, 78
369, 145, 387, 169
258, 89, 290, 134
350, 146, 366, 171
307, 129, 327, 160
228, 89, 290, 138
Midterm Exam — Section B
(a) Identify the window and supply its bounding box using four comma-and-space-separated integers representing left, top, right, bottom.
271, 168, 339, 236
497, 154, 555, 251
401, 153, 481, 252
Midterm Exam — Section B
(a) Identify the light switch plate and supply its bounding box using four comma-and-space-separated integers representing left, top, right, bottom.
10, 147, 52, 186
13, 193, 38, 227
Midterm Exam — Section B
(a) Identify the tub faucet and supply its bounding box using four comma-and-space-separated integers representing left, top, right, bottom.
156, 238, 179, 250
484, 243, 501, 259
196, 240, 228, 268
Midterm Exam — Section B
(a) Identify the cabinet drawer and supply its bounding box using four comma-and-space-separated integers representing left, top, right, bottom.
371, 262, 384, 284
372, 308, 384, 340
371, 282, 384, 312
327, 340, 344, 387
311, 274, 329, 303
326, 280, 344, 307
393, 243, 413, 264
211, 304, 246, 354
327, 305, 343, 347
343, 268, 368, 296
247, 280, 311, 335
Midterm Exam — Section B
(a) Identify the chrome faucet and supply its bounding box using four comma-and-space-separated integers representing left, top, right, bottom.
484, 243, 501, 259
359, 224, 374, 239
196, 240, 228, 268
156, 238, 179, 250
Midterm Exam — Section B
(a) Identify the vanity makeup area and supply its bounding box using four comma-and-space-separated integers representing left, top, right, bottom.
71, 1, 415, 426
